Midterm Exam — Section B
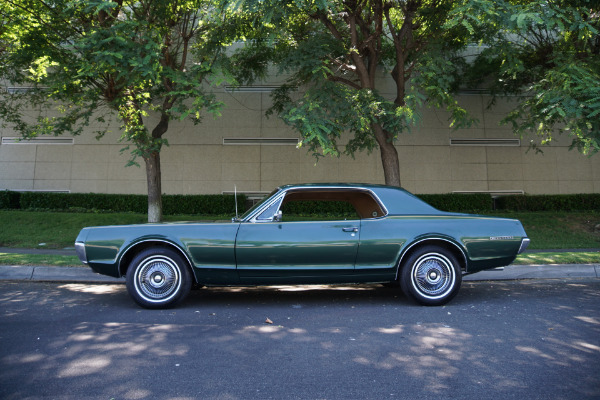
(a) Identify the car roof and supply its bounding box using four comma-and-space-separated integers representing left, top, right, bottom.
278, 183, 440, 215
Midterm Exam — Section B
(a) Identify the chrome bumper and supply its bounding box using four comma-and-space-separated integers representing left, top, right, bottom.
517, 238, 531, 254
74, 242, 88, 264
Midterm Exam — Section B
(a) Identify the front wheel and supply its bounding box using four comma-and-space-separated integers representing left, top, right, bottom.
400, 246, 462, 306
126, 247, 192, 309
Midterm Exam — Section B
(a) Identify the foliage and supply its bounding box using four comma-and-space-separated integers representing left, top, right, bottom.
234, 0, 477, 186
4, 190, 599, 215
456, 0, 600, 154
417, 193, 493, 213
232, 0, 599, 188
3, 191, 247, 215
163, 194, 247, 216
0, 0, 245, 221
495, 194, 600, 212
0, 191, 21, 209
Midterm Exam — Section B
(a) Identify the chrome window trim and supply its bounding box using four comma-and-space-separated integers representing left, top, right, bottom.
253, 193, 285, 223
243, 191, 285, 223
242, 186, 389, 223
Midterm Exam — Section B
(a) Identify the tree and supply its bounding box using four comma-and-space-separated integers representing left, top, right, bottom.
237, 0, 598, 187
457, 0, 599, 155
235, 0, 477, 186
0, 0, 235, 222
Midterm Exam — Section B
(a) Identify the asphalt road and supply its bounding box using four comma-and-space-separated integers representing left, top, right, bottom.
1, 279, 599, 400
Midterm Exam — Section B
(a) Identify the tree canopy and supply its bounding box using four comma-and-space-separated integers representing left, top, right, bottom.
235, 0, 599, 186
235, 0, 479, 186
1, 0, 597, 205
1, 0, 239, 221
460, 0, 600, 155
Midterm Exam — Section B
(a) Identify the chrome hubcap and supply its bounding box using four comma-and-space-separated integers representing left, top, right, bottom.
412, 253, 455, 299
135, 256, 180, 302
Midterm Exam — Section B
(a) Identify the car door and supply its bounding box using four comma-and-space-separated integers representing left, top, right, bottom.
235, 211, 360, 282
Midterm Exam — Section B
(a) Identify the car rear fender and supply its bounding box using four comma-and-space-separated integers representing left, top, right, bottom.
395, 237, 468, 280
118, 239, 195, 281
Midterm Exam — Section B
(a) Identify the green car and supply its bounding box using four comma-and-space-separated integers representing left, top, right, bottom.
75, 183, 529, 308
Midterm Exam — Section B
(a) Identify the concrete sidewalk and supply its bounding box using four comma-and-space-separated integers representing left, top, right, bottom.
0, 263, 598, 284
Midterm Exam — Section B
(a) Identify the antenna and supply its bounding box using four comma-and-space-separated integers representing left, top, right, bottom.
234, 185, 239, 220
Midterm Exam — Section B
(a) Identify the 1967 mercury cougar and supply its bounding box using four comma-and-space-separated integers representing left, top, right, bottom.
75, 183, 529, 308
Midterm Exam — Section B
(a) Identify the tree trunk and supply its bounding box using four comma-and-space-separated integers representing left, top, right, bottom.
372, 123, 401, 187
145, 151, 162, 223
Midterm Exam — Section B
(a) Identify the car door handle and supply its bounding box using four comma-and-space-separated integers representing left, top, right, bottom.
342, 227, 359, 233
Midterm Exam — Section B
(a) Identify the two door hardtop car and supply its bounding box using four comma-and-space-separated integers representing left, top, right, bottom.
75, 183, 529, 308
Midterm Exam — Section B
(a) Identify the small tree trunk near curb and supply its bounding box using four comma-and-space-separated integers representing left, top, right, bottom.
145, 152, 162, 223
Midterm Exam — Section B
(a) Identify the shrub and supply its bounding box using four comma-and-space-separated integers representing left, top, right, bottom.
495, 194, 600, 211
163, 194, 246, 215
14, 191, 246, 215
0, 191, 21, 209
3, 190, 599, 214
417, 193, 493, 213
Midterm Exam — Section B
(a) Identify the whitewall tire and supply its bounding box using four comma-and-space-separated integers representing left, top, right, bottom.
126, 247, 192, 309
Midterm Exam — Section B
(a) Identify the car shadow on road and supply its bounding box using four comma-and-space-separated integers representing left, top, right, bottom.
185, 283, 412, 308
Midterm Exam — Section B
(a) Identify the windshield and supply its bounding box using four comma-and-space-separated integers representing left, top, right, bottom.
239, 188, 280, 220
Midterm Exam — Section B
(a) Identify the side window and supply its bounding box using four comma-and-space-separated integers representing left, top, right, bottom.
280, 199, 359, 221
254, 189, 386, 222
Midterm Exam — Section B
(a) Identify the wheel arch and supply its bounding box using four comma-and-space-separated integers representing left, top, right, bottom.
118, 239, 195, 280
395, 237, 468, 280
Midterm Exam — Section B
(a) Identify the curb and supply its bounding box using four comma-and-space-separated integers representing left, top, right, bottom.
462, 264, 600, 281
0, 265, 123, 283
0, 264, 598, 284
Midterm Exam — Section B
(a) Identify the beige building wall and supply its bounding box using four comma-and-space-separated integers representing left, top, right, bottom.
1, 87, 599, 196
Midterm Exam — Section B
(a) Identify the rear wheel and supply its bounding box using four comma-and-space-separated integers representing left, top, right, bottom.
400, 246, 462, 306
126, 247, 192, 309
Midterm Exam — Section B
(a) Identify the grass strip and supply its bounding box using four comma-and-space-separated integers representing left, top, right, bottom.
0, 211, 224, 249
0, 253, 81, 267
514, 251, 600, 265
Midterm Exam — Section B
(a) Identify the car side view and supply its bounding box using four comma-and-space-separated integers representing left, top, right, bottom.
75, 183, 529, 308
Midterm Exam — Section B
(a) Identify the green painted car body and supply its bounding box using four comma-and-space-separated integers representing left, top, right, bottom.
75, 183, 529, 289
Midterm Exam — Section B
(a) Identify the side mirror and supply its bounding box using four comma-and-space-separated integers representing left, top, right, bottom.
273, 210, 283, 222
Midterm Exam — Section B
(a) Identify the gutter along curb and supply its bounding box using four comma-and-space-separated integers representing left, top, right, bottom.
0, 264, 598, 284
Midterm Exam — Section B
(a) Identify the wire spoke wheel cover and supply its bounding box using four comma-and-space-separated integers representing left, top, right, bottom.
400, 246, 462, 306
126, 247, 192, 309
135, 256, 181, 301
412, 254, 454, 298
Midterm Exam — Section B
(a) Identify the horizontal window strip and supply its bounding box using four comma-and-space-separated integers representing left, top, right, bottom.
223, 138, 299, 146
222, 191, 270, 199
6, 189, 71, 193
1, 137, 74, 145
450, 138, 521, 146
453, 190, 525, 196
224, 86, 280, 93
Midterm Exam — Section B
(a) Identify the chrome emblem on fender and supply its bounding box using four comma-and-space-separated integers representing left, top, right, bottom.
490, 236, 514, 240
